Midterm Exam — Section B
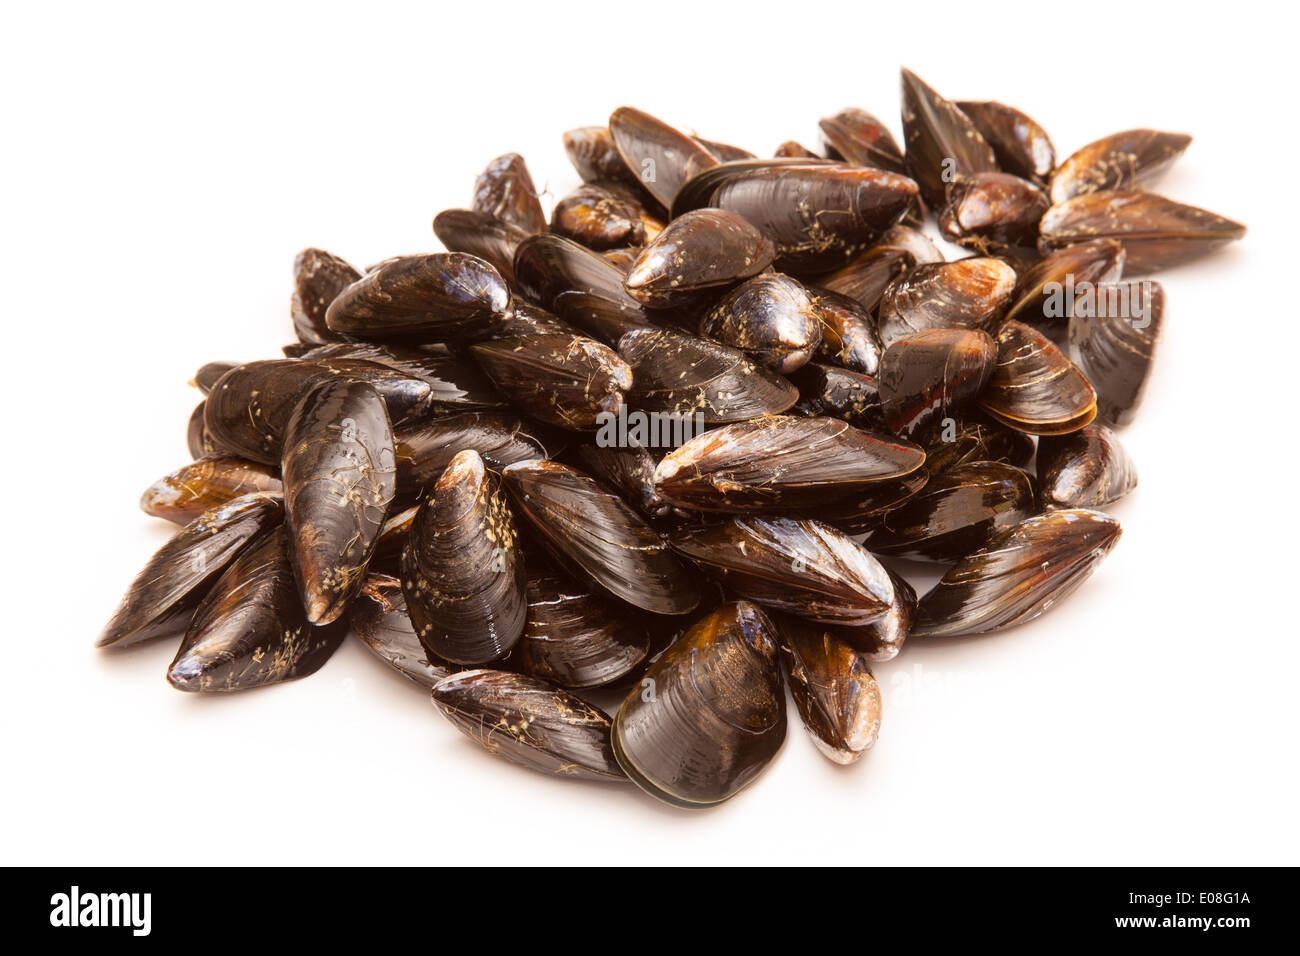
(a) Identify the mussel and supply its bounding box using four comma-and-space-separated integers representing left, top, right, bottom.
878, 328, 998, 441
608, 106, 719, 209
551, 181, 659, 250
899, 68, 999, 208
699, 273, 823, 373
938, 172, 1049, 257
819, 107, 908, 173
432, 669, 626, 781
472, 152, 547, 234
1036, 424, 1138, 509
291, 248, 360, 345
140, 456, 282, 525
612, 601, 786, 808
1001, 239, 1126, 339
790, 362, 886, 431
393, 410, 556, 501
623, 208, 775, 308
875, 258, 1017, 348
955, 100, 1056, 187
978, 320, 1097, 435
351, 574, 453, 689
1068, 280, 1164, 426
809, 288, 884, 375
401, 450, 526, 664
432, 208, 532, 284
1049, 129, 1193, 203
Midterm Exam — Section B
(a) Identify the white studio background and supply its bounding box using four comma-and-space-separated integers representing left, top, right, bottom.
1, 1, 1295, 866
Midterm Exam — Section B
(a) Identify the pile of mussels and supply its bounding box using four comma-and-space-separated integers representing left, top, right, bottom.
101, 70, 1244, 808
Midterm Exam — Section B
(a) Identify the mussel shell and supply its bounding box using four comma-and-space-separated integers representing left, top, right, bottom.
618, 328, 798, 423
979, 320, 1097, 435
509, 570, 651, 688
1049, 129, 1193, 203
432, 669, 625, 782
809, 288, 884, 375
1036, 424, 1138, 509
432, 208, 531, 285
282, 378, 396, 625
669, 516, 896, 625
1067, 280, 1164, 426
562, 125, 643, 191
608, 106, 719, 209
672, 159, 919, 272
168, 526, 347, 692
550, 181, 654, 250
393, 410, 556, 502
513, 234, 658, 344
472, 152, 546, 234
100, 493, 284, 648
654, 416, 924, 513
1002, 239, 1126, 338
401, 450, 526, 664
774, 141, 820, 159
876, 258, 1017, 348
828, 569, 917, 662
777, 612, 882, 764
912, 509, 1122, 638
795, 470, 928, 536
141, 456, 282, 525
291, 248, 359, 345
693, 136, 756, 163
324, 253, 511, 342
699, 273, 823, 373
899, 68, 999, 208
191, 361, 236, 395
612, 601, 785, 808
874, 223, 945, 266
572, 443, 671, 519
878, 328, 998, 441
1038, 191, 1246, 273
921, 419, 1036, 476
938, 172, 1049, 255
493, 302, 581, 338
351, 574, 454, 689
624, 208, 775, 308
818, 107, 908, 174
470, 333, 633, 431
790, 363, 886, 431
955, 100, 1056, 187
300, 342, 506, 414
869, 461, 1036, 561
502, 460, 701, 615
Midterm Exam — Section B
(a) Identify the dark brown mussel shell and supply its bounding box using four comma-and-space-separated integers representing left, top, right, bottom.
563, 126, 643, 191
603, 248, 638, 273
612, 601, 785, 808
774, 141, 820, 159
432, 208, 532, 285
777, 613, 882, 765
810, 288, 884, 375
672, 159, 919, 272
502, 460, 701, 615
299, 342, 506, 415
819, 107, 908, 173
669, 517, 896, 625
470, 332, 633, 431
190, 361, 236, 395
955, 100, 1055, 186
869, 461, 1035, 562
829, 569, 917, 662
324, 253, 512, 342
204, 360, 330, 463
693, 136, 756, 163
899, 68, 999, 208
608, 106, 719, 209
572, 443, 671, 519
432, 669, 625, 782
817, 247, 911, 318
282, 378, 395, 624
912, 509, 1122, 638
400, 450, 526, 665
99, 493, 284, 648
878, 328, 998, 441
513, 234, 657, 344
187, 401, 211, 459
921, 419, 1036, 476
168, 527, 347, 692
351, 574, 454, 689
979, 320, 1097, 435
1068, 279, 1164, 426
624, 208, 774, 308
493, 302, 581, 337
873, 223, 945, 265
393, 410, 556, 501
371, 505, 417, 570
509, 570, 651, 688
798, 470, 928, 536
618, 328, 798, 423
1038, 191, 1245, 273
472, 152, 546, 234
1002, 239, 1126, 339
790, 363, 886, 431
938, 172, 1049, 256
876, 258, 1017, 348
654, 416, 924, 513
141, 456, 282, 525
1050, 129, 1193, 203
291, 248, 360, 344
1037, 424, 1138, 509
550, 181, 657, 251
700, 273, 823, 373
